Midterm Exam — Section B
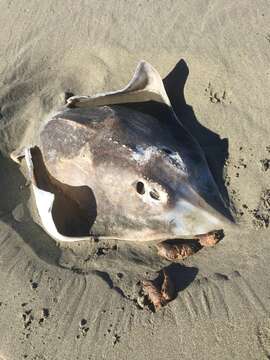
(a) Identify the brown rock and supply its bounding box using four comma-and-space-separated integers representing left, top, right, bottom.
196, 231, 219, 247
156, 242, 195, 261
142, 270, 176, 311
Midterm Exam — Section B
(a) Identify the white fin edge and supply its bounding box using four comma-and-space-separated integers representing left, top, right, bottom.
67, 60, 171, 108
24, 147, 91, 242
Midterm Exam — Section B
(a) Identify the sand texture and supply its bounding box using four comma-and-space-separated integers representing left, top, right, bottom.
0, 1, 270, 359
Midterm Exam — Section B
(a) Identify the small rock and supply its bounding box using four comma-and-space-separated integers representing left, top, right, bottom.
30, 280, 38, 290
64, 91, 75, 103
80, 318, 87, 327
260, 159, 270, 172
42, 308, 49, 318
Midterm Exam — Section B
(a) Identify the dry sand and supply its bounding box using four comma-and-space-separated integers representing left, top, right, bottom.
0, 0, 270, 359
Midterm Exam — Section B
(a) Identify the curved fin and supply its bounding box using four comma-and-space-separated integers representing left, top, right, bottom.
67, 60, 171, 109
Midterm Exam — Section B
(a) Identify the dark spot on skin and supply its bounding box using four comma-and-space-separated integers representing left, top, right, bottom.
149, 189, 160, 200
136, 181, 145, 194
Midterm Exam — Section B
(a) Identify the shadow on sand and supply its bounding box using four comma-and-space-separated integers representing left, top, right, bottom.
0, 58, 232, 308
163, 59, 230, 207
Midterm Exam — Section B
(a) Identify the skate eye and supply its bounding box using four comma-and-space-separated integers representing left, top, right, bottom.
136, 181, 145, 195
149, 189, 160, 200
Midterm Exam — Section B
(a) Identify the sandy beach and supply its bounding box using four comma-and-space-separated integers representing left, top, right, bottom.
0, 1, 270, 359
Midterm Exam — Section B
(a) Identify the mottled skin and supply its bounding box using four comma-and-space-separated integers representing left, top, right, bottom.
34, 103, 231, 242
